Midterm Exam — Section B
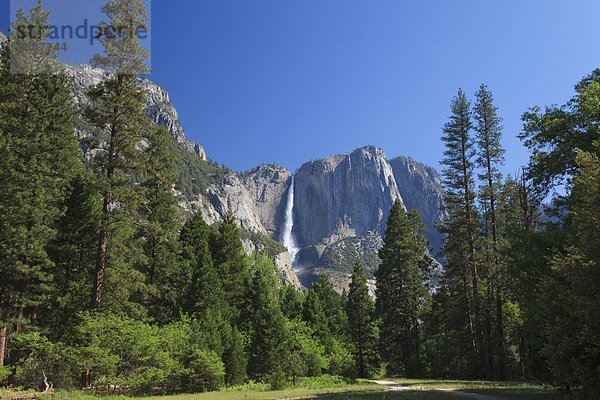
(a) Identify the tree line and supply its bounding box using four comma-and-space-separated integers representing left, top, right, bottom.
0, 1, 598, 399
421, 76, 599, 399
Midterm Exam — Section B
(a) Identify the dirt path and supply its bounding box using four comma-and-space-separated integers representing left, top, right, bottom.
370, 380, 501, 400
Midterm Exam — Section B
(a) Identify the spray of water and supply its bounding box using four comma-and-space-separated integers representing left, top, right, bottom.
281, 176, 299, 264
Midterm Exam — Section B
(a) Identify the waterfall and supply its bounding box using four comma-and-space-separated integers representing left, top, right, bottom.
281, 176, 299, 264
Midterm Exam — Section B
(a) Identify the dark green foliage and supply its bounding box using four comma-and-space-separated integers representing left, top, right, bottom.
179, 213, 227, 356
0, 1, 83, 373
247, 255, 288, 382
474, 84, 507, 379
303, 276, 347, 348
210, 213, 251, 326
346, 259, 380, 378
539, 89, 600, 399
437, 89, 483, 377
85, 0, 155, 313
139, 126, 181, 324
280, 284, 306, 320
519, 69, 600, 195
376, 201, 429, 377
170, 141, 225, 198
222, 327, 247, 386
42, 178, 101, 339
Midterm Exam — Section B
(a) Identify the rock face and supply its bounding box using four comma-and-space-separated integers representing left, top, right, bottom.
0, 31, 7, 44
281, 146, 446, 288
64, 64, 207, 160
202, 145, 447, 290
205, 165, 291, 236
294, 146, 402, 249
389, 156, 446, 256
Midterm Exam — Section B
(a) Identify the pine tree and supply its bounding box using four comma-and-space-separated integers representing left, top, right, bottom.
438, 89, 482, 376
303, 276, 347, 348
376, 201, 429, 377
247, 254, 289, 385
473, 84, 507, 378
0, 1, 82, 369
43, 178, 101, 339
346, 259, 380, 378
210, 213, 251, 326
280, 284, 305, 321
139, 125, 180, 324
222, 326, 247, 386
85, 0, 152, 310
179, 213, 227, 354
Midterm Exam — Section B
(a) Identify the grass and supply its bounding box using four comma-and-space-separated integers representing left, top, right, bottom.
389, 379, 564, 400
17, 378, 565, 400
36, 377, 385, 400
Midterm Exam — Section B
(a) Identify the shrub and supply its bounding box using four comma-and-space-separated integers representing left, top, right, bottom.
10, 332, 78, 390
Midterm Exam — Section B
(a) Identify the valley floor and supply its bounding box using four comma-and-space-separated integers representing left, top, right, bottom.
23, 380, 562, 400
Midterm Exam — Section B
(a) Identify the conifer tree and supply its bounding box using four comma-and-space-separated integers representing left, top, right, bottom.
43, 178, 101, 338
179, 213, 227, 353
210, 213, 251, 326
139, 125, 180, 324
346, 259, 380, 378
0, 1, 82, 368
247, 255, 289, 385
519, 69, 600, 196
376, 201, 429, 377
473, 84, 507, 377
438, 89, 482, 375
86, 0, 152, 310
303, 276, 347, 347
280, 284, 305, 321
222, 326, 247, 386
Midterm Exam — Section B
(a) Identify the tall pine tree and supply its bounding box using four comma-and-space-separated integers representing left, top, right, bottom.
0, 1, 82, 369
139, 125, 180, 324
85, 0, 152, 311
473, 84, 507, 378
346, 259, 380, 378
438, 89, 482, 376
376, 201, 429, 377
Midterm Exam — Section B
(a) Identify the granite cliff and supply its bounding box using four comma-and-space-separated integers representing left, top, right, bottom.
201, 145, 445, 290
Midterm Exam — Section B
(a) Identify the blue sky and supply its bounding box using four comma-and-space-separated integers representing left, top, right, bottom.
3, 1, 600, 174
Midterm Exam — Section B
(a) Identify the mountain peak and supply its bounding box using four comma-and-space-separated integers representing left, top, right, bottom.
352, 145, 385, 157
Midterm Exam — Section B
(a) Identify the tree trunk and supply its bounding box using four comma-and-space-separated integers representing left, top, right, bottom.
460, 131, 480, 363
0, 325, 6, 367
92, 198, 109, 310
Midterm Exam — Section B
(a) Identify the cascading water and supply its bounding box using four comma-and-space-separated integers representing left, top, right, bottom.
281, 176, 299, 265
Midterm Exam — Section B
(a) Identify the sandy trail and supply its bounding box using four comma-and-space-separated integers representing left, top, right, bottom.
370, 380, 501, 400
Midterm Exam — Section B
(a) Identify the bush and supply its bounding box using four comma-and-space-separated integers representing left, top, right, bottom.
160, 316, 225, 393
285, 319, 326, 379
325, 339, 356, 378
75, 313, 170, 393
74, 314, 226, 394
187, 348, 225, 392
10, 332, 78, 390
